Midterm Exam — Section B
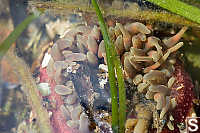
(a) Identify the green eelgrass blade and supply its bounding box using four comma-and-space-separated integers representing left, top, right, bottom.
92, 0, 127, 132
91, 0, 119, 132
113, 54, 126, 133
0, 14, 38, 60
146, 0, 200, 25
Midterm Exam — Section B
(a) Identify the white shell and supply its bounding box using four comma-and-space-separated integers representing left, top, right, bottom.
41, 53, 52, 68
37, 83, 51, 96
99, 64, 108, 72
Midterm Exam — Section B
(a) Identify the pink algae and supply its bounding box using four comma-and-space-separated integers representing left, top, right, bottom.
39, 68, 80, 133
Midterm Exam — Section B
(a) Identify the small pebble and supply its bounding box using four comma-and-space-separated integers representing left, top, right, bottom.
168, 58, 176, 64
94, 92, 100, 99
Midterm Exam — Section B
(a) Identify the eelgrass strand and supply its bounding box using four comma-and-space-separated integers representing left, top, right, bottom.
0, 14, 38, 60
91, 0, 120, 132
146, 0, 200, 25
5, 50, 53, 133
113, 54, 126, 133
92, 0, 127, 132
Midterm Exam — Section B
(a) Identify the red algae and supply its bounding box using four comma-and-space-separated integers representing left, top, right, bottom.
170, 61, 194, 132
150, 61, 194, 133
39, 68, 80, 133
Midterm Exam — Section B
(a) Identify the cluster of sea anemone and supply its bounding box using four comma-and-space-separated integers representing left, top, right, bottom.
37, 19, 194, 133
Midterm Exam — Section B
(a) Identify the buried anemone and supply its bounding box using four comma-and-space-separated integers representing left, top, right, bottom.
37, 19, 194, 133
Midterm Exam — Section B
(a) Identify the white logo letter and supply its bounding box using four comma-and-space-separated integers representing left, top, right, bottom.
188, 118, 198, 132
